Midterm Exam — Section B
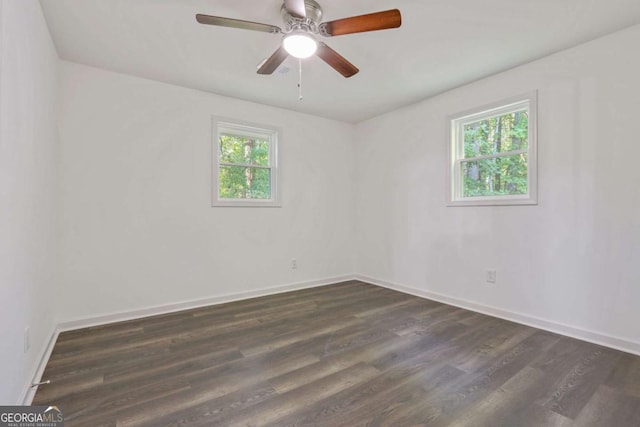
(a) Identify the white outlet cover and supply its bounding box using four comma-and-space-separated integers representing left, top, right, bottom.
486, 270, 497, 284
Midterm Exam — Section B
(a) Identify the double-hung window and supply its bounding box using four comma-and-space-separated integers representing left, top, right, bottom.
212, 118, 280, 207
448, 92, 537, 206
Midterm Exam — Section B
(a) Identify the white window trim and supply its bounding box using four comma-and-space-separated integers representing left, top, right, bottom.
212, 117, 281, 207
447, 91, 538, 207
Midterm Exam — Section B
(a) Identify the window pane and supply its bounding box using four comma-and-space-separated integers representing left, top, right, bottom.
463, 109, 528, 158
219, 166, 271, 200
461, 154, 528, 197
219, 134, 270, 166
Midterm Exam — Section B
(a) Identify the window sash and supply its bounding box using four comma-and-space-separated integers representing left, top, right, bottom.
455, 102, 529, 128
458, 153, 529, 198
218, 165, 273, 201
219, 162, 272, 170
459, 149, 528, 163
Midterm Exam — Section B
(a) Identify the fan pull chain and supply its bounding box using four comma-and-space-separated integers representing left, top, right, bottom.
298, 58, 303, 101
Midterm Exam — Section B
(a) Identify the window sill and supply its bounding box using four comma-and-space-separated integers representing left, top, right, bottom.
212, 199, 281, 208
447, 195, 537, 207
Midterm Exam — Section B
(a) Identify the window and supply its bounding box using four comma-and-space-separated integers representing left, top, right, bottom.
212, 118, 280, 207
448, 92, 537, 206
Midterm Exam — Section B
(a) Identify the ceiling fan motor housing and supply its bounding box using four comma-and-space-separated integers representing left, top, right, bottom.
281, 0, 323, 31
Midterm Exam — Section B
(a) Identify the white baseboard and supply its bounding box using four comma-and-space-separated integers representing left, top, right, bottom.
20, 327, 59, 405
56, 275, 355, 333
356, 274, 640, 357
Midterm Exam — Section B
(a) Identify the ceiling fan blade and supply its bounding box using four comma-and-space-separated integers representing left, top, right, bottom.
284, 0, 306, 19
257, 46, 289, 75
315, 42, 359, 78
319, 9, 401, 37
196, 14, 281, 34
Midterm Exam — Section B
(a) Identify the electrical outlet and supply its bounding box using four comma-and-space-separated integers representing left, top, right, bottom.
24, 327, 30, 353
486, 269, 497, 284
291, 259, 297, 270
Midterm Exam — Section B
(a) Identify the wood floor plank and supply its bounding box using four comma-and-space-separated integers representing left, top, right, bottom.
539, 345, 622, 419
219, 363, 381, 427
573, 384, 640, 426
33, 280, 640, 426
604, 352, 640, 398
273, 354, 466, 426
446, 366, 546, 427
59, 375, 193, 425
146, 385, 278, 427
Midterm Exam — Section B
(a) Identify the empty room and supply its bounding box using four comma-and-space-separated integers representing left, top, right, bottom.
2, 0, 640, 425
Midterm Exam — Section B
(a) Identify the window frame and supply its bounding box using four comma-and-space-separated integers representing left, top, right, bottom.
447, 91, 538, 207
212, 117, 281, 207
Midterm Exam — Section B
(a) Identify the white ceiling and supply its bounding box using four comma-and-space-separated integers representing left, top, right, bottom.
40, 0, 640, 123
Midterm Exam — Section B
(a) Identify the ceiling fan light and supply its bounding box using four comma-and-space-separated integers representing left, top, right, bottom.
283, 33, 317, 59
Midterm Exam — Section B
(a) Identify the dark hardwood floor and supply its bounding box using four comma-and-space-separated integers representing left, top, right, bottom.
33, 281, 640, 426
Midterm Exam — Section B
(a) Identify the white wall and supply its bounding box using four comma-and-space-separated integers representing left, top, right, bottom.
0, 0, 59, 404
355, 25, 640, 349
56, 61, 355, 322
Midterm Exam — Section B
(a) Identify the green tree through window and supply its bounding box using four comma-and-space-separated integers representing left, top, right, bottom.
219, 134, 271, 199
462, 111, 529, 197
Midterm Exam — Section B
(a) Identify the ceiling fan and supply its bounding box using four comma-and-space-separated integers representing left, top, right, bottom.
196, 0, 401, 78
